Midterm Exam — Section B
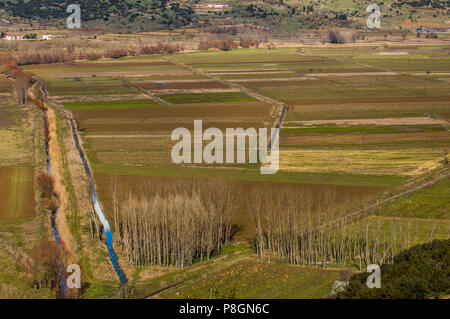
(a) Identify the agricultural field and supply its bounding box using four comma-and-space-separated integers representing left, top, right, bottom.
0, 166, 36, 221
161, 260, 341, 299
22, 41, 450, 299
374, 177, 450, 220
32, 45, 449, 234
0, 74, 49, 298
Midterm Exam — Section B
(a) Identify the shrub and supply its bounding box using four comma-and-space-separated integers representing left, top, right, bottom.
37, 173, 54, 200
198, 38, 237, 51
31, 239, 61, 290
104, 49, 128, 59
339, 239, 450, 299
85, 52, 102, 60
139, 42, 182, 55
239, 37, 260, 48
328, 28, 358, 44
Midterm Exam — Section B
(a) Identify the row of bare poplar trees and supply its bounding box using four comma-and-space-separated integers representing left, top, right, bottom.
112, 179, 236, 268
249, 185, 448, 271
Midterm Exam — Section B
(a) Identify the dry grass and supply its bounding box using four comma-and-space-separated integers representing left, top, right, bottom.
286, 117, 448, 126
279, 149, 443, 176
281, 131, 450, 148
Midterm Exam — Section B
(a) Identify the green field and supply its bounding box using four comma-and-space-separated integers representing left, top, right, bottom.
23, 42, 450, 299
63, 99, 162, 111
45, 76, 140, 96
350, 216, 450, 246
0, 166, 36, 221
375, 178, 450, 220
161, 260, 341, 299
92, 163, 406, 188
160, 92, 256, 104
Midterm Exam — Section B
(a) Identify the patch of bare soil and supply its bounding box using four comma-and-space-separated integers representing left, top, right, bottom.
136, 79, 217, 84
306, 71, 398, 77
208, 70, 295, 75
286, 117, 449, 126
230, 77, 310, 83
378, 52, 409, 55
284, 96, 450, 105
42, 70, 193, 78
138, 81, 228, 90
153, 88, 240, 94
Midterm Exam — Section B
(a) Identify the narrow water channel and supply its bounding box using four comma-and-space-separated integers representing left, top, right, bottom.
42, 111, 67, 297
68, 118, 127, 285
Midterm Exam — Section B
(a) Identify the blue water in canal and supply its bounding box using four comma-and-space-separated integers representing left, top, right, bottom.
69, 118, 127, 285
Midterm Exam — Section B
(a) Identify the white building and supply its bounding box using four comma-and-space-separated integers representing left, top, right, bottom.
42, 35, 52, 40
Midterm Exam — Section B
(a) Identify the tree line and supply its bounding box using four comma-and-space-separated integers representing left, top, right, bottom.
248, 185, 448, 270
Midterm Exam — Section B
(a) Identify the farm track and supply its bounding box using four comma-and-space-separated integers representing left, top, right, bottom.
166, 58, 289, 152
146, 250, 253, 299
165, 58, 289, 130
322, 166, 450, 231
119, 77, 172, 106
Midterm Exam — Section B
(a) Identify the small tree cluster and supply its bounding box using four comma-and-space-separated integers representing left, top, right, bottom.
198, 38, 237, 51
31, 239, 61, 290
104, 49, 129, 59
14, 49, 68, 65
327, 28, 358, 44
139, 42, 183, 55
0, 55, 36, 104
112, 178, 236, 268
249, 185, 447, 270
239, 37, 260, 48
37, 173, 54, 200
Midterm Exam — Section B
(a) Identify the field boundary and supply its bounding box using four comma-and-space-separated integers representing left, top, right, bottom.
119, 77, 172, 106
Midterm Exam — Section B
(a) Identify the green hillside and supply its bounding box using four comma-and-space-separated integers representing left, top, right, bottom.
0, 0, 448, 31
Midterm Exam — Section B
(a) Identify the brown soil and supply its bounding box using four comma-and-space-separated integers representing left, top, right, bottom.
281, 131, 450, 147
305, 71, 399, 77
26, 61, 173, 70
74, 101, 272, 133
230, 77, 310, 83
138, 81, 228, 90
40, 70, 193, 78
284, 96, 450, 105
287, 117, 449, 126
94, 174, 383, 242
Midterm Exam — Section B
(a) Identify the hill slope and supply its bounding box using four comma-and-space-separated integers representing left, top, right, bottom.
0, 0, 448, 31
